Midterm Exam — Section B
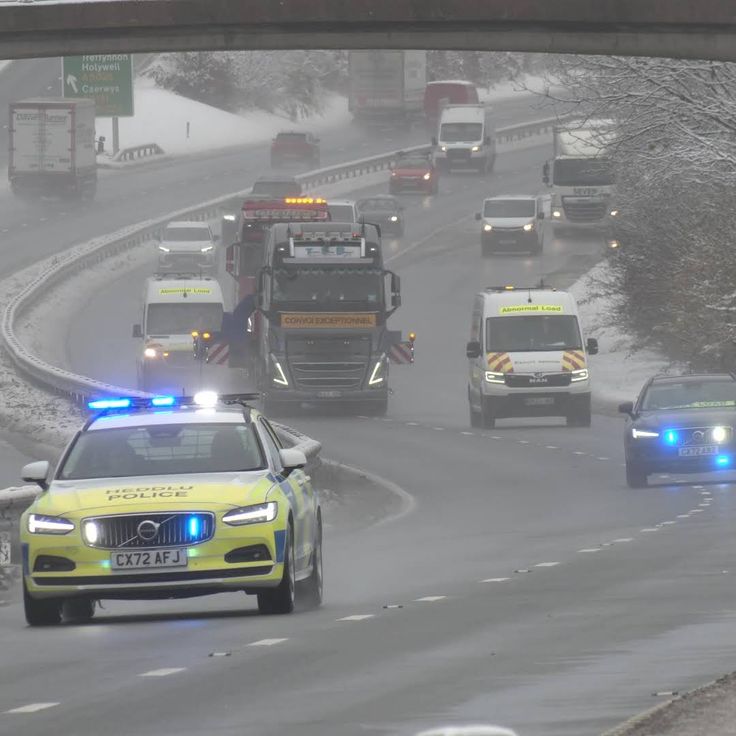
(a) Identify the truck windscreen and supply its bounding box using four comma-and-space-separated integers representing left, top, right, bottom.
147, 303, 224, 334
553, 159, 613, 186
486, 315, 582, 352
272, 267, 383, 307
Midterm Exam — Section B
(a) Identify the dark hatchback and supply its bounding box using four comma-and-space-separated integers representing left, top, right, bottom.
620, 373, 736, 487
356, 195, 405, 236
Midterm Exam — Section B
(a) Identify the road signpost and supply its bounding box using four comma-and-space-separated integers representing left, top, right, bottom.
62, 54, 134, 154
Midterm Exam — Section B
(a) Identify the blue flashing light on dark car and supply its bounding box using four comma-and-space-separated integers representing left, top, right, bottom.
151, 396, 177, 407
663, 430, 679, 446
716, 455, 731, 467
188, 516, 201, 539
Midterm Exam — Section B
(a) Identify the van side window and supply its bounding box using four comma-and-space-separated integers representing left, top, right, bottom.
471, 297, 484, 349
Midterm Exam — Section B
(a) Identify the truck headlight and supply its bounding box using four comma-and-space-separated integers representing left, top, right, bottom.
423, 172, 431, 180
610, 209, 619, 217
368, 356, 386, 386
471, 145, 480, 152
440, 145, 447, 152
523, 223, 534, 232
158, 245, 171, 253
484, 371, 505, 384
632, 428, 659, 439
200, 245, 214, 253
552, 210, 561, 218
390, 215, 399, 222
223, 502, 278, 526
570, 369, 589, 382
144, 347, 159, 359
28, 514, 75, 535
272, 359, 289, 387
483, 224, 493, 232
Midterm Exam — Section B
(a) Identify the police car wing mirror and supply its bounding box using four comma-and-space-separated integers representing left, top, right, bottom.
618, 401, 634, 417
475, 212, 482, 221
466, 341, 482, 359
586, 337, 599, 355
132, 323, 143, 338
279, 448, 307, 476
22, 460, 50, 491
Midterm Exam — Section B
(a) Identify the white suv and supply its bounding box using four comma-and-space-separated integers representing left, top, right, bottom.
157, 221, 218, 273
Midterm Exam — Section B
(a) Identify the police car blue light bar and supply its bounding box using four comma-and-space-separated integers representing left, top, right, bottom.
87, 398, 132, 410
86, 393, 262, 413
151, 396, 177, 407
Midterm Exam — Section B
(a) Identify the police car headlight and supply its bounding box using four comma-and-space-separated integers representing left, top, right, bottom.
712, 426, 729, 443
143, 347, 159, 359
552, 210, 562, 218
471, 145, 480, 152
632, 428, 659, 439
200, 245, 214, 253
223, 502, 278, 526
83, 521, 100, 545
610, 209, 619, 217
484, 371, 505, 384
272, 359, 289, 387
523, 223, 534, 232
570, 369, 589, 382
390, 215, 399, 222
483, 224, 493, 232
28, 514, 74, 535
423, 172, 431, 180
158, 245, 171, 253
368, 356, 386, 386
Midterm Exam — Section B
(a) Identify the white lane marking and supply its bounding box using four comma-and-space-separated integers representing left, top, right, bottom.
699, 502, 711, 507
596, 457, 610, 461
406, 422, 419, 426
490, 435, 502, 440
139, 668, 185, 677
209, 652, 232, 657
5, 703, 59, 714
677, 514, 691, 519
481, 577, 511, 583
613, 538, 634, 543
249, 638, 288, 647
545, 445, 558, 450
337, 614, 375, 621
640, 528, 659, 533
573, 451, 586, 455
578, 548, 601, 553
514, 568, 532, 573
691, 509, 704, 513
432, 427, 445, 431
357, 415, 370, 420
415, 596, 447, 602
460, 431, 474, 436
700, 491, 711, 495
535, 562, 560, 568
661, 521, 677, 525
518, 439, 530, 444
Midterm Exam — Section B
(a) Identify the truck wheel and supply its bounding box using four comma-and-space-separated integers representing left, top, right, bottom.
299, 515, 323, 609
62, 598, 96, 623
23, 581, 62, 627
257, 525, 296, 615
481, 398, 496, 429
625, 461, 649, 489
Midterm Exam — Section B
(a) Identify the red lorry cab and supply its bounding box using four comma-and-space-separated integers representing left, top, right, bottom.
424, 81, 479, 130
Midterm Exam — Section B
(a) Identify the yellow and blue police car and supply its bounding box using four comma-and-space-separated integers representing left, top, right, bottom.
19, 392, 322, 625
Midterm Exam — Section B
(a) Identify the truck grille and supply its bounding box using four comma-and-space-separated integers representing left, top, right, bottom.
505, 373, 572, 388
287, 336, 371, 390
562, 198, 608, 223
84, 512, 215, 549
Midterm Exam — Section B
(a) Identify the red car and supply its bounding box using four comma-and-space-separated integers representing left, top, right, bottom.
270, 131, 321, 168
389, 154, 439, 194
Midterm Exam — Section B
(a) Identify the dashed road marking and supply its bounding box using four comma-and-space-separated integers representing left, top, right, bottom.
699, 502, 711, 507
432, 427, 445, 431
337, 614, 375, 622
613, 538, 634, 543
596, 457, 610, 461
677, 514, 690, 519
460, 431, 474, 436
5, 703, 59, 714
691, 509, 704, 513
578, 548, 601, 553
140, 668, 185, 677
573, 451, 586, 455
249, 638, 288, 647
660, 521, 677, 526
481, 577, 511, 583
406, 422, 419, 426
415, 596, 447, 602
535, 562, 560, 568
490, 436, 502, 440
514, 568, 532, 573
545, 445, 558, 450
640, 528, 659, 533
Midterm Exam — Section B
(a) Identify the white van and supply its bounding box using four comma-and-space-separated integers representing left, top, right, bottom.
433, 104, 495, 173
133, 276, 225, 392
466, 286, 598, 427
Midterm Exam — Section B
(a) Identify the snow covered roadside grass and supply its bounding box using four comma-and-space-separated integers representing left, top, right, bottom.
571, 261, 685, 410
0, 60, 11, 75
96, 78, 351, 162
479, 73, 558, 103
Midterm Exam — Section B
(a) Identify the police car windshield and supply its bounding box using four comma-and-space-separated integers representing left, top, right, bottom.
272, 267, 383, 305
553, 159, 613, 186
486, 315, 582, 352
328, 205, 355, 222
163, 227, 211, 242
58, 423, 266, 480
484, 200, 535, 218
640, 380, 736, 411
147, 303, 223, 334
440, 122, 482, 142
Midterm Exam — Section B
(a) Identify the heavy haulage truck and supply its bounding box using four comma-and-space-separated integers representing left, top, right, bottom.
8, 98, 97, 199
253, 222, 405, 415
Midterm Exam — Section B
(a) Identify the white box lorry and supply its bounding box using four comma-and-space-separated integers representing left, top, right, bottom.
8, 98, 97, 199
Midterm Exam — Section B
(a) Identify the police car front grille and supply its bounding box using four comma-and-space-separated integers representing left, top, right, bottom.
84, 512, 215, 549
562, 200, 608, 222
505, 373, 572, 388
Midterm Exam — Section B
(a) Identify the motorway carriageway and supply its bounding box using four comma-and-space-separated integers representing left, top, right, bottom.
3, 72, 736, 736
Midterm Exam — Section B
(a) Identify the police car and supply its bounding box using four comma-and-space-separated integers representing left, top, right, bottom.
20, 392, 322, 625
620, 373, 736, 487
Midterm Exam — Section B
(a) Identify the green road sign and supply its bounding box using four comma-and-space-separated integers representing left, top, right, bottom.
62, 55, 134, 117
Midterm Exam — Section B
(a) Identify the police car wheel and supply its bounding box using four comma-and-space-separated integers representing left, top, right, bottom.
300, 516, 323, 610
62, 598, 96, 623
23, 580, 62, 626
625, 461, 649, 489
257, 525, 296, 615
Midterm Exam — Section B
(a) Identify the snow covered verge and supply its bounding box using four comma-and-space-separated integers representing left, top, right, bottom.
0, 60, 11, 76
571, 261, 685, 411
